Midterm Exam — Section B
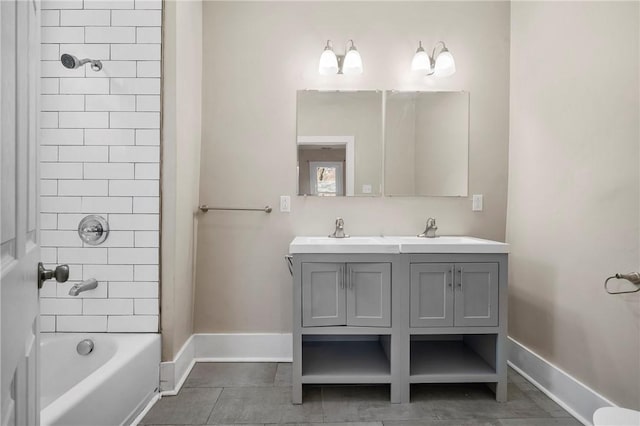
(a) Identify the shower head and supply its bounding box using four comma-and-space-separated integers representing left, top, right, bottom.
60, 54, 103, 72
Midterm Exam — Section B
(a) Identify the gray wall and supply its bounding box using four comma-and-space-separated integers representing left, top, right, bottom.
161, 0, 202, 361
507, 1, 639, 409
196, 1, 510, 333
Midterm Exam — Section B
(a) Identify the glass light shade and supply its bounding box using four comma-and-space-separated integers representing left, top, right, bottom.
318, 48, 339, 75
342, 48, 363, 75
411, 48, 431, 73
434, 49, 456, 77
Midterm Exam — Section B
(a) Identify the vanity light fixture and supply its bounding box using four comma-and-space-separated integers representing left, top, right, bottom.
318, 40, 363, 75
411, 41, 456, 77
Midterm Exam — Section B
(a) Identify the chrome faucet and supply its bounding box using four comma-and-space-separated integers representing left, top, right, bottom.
68, 278, 98, 296
418, 217, 438, 238
329, 217, 349, 238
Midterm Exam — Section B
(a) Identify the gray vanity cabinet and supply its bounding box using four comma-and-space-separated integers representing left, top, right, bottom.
302, 262, 391, 327
301, 263, 345, 327
347, 263, 391, 327
291, 237, 509, 406
410, 262, 499, 327
410, 263, 454, 327
455, 263, 499, 327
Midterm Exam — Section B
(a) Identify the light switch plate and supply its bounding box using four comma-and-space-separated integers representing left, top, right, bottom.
472, 194, 483, 212
280, 195, 291, 213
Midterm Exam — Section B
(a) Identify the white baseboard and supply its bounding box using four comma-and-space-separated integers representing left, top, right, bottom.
159, 334, 196, 394
508, 337, 616, 426
158, 333, 292, 395
194, 333, 293, 362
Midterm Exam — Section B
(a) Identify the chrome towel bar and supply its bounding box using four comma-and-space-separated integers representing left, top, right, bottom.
199, 204, 272, 213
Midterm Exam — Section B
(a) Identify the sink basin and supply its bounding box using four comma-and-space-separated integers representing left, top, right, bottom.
389, 236, 509, 254
289, 236, 399, 254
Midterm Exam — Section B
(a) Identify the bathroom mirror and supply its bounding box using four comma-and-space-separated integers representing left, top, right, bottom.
296, 90, 383, 196
384, 91, 469, 197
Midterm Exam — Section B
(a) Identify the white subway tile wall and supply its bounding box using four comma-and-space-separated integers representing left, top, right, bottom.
39, 0, 161, 333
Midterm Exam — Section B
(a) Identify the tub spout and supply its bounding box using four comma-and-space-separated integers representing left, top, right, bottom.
68, 278, 98, 296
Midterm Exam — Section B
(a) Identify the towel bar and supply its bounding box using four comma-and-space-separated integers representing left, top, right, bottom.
199, 204, 272, 213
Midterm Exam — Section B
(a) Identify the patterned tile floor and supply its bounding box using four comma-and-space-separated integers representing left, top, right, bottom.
141, 363, 581, 426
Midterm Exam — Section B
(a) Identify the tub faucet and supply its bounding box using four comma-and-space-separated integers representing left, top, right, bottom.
68, 278, 98, 296
418, 217, 438, 238
329, 217, 349, 238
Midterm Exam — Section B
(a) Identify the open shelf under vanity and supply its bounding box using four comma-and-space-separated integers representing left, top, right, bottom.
301, 335, 392, 384
410, 334, 498, 383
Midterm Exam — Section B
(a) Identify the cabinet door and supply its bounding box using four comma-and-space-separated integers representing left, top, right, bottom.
346, 263, 391, 327
410, 263, 454, 327
302, 263, 346, 327
454, 263, 499, 327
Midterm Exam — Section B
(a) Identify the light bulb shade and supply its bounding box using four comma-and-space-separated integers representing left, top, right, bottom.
319, 47, 339, 75
434, 49, 455, 77
411, 48, 431, 72
342, 47, 363, 75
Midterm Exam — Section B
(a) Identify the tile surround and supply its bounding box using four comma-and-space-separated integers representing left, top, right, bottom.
39, 0, 161, 334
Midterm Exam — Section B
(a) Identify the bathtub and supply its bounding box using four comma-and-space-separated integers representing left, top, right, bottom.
40, 333, 160, 426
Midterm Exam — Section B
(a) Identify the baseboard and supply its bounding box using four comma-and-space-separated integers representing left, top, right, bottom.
158, 333, 292, 395
508, 337, 616, 426
194, 333, 293, 362
159, 334, 196, 394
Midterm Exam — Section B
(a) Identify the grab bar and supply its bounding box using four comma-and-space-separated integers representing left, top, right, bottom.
199, 204, 272, 213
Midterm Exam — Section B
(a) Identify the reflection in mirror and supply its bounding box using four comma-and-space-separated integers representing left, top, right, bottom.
297, 90, 382, 196
385, 91, 469, 197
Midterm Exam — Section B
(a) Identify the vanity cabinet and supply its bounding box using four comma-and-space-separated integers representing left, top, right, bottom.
302, 262, 391, 327
290, 237, 509, 406
410, 262, 499, 328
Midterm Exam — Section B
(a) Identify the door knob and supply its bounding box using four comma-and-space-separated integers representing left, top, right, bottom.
38, 262, 69, 289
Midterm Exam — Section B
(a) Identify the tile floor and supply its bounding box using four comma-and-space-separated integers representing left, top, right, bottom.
141, 363, 581, 426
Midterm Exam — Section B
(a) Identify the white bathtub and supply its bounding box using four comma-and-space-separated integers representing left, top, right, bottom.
40, 333, 160, 426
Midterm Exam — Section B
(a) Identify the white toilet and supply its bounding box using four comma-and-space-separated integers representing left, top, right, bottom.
593, 407, 640, 426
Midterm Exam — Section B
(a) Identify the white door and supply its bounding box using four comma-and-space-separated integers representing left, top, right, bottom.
1, 1, 42, 424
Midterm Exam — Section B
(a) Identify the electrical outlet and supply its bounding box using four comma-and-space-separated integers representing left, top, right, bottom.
362, 184, 372, 194
472, 194, 483, 212
280, 195, 291, 213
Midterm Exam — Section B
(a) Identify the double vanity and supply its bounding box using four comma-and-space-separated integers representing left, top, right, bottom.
289, 235, 509, 404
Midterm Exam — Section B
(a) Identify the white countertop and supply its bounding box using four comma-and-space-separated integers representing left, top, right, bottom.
289, 236, 509, 254
289, 236, 399, 254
